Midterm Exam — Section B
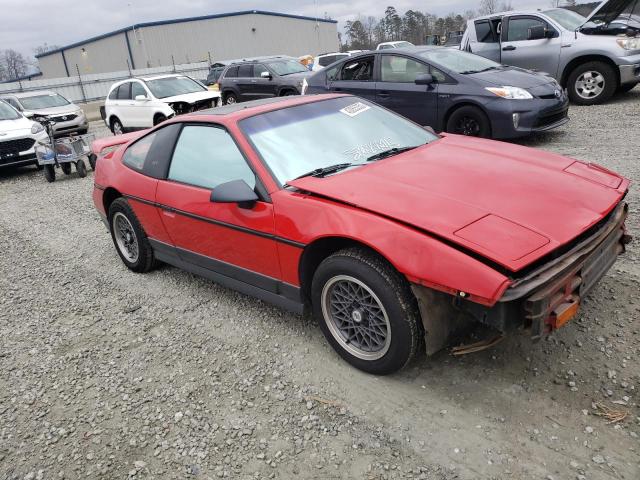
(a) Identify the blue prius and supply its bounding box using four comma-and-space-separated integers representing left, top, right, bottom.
302, 47, 569, 139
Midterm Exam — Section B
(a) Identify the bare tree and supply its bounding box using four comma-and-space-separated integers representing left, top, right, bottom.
479, 0, 498, 15
33, 43, 60, 56
2, 49, 28, 80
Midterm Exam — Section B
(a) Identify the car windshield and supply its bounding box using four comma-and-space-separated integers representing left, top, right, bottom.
0, 101, 21, 120
19, 93, 70, 110
145, 76, 206, 99
395, 41, 415, 48
543, 8, 586, 29
265, 59, 308, 76
240, 97, 437, 185
418, 49, 501, 73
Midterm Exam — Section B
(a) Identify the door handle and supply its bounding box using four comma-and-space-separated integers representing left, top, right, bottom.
502, 45, 516, 51
161, 207, 176, 218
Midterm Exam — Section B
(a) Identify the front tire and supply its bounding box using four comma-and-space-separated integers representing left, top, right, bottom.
567, 61, 617, 105
108, 198, 157, 273
446, 105, 491, 138
311, 248, 421, 375
153, 114, 167, 126
224, 92, 237, 105
88, 153, 97, 170
61, 163, 72, 175
111, 117, 123, 135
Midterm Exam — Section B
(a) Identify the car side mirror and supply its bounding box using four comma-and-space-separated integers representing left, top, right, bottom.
260, 71, 272, 80
135, 95, 149, 102
23, 111, 34, 118
527, 25, 547, 40
422, 125, 437, 135
415, 73, 434, 86
210, 179, 259, 209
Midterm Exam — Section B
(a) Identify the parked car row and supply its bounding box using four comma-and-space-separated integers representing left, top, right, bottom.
460, 1, 640, 105
0, 99, 49, 169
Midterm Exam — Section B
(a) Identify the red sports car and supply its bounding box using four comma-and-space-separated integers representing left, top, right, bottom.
93, 94, 631, 374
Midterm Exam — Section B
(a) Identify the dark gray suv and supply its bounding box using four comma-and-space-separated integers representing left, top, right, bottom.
219, 57, 312, 105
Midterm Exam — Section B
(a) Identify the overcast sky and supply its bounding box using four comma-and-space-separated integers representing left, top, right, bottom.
3, 0, 557, 58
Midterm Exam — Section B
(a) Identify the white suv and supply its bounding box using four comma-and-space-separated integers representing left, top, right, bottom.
103, 74, 221, 134
0, 99, 49, 170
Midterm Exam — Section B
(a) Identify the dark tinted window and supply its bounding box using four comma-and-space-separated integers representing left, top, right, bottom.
340, 57, 374, 81
507, 17, 548, 41
326, 65, 340, 81
122, 124, 182, 178
224, 66, 239, 78
429, 66, 447, 83
116, 83, 131, 100
108, 87, 118, 100
237, 64, 253, 77
475, 20, 498, 43
168, 125, 255, 190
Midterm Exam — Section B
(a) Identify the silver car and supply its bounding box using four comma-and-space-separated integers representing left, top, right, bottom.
0, 91, 88, 137
461, 0, 640, 105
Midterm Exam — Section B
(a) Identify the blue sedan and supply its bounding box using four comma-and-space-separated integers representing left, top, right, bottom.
302, 47, 569, 139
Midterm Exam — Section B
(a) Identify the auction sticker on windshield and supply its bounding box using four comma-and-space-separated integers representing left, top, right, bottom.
340, 102, 370, 117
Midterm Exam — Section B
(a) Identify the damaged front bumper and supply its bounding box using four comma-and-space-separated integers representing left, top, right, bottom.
413, 202, 630, 354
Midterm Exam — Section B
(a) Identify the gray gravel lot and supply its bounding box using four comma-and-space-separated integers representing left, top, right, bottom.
1, 89, 639, 480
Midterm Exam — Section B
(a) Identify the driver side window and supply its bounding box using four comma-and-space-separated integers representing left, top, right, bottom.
507, 17, 551, 41
340, 57, 374, 82
168, 125, 256, 191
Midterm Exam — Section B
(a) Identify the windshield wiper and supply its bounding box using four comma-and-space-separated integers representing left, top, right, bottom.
289, 162, 356, 181
460, 66, 500, 74
365, 146, 418, 162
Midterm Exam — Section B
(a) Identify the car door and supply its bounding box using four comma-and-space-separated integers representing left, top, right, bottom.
154, 123, 281, 283
468, 18, 502, 62
376, 54, 438, 128
252, 63, 278, 98
130, 81, 154, 127
115, 82, 135, 128
235, 64, 256, 101
327, 55, 377, 102
500, 15, 562, 76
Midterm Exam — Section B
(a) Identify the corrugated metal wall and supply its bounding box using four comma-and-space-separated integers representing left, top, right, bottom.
0, 63, 210, 104
37, 13, 338, 77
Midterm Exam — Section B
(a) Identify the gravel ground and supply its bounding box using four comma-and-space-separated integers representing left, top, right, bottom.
1, 89, 639, 480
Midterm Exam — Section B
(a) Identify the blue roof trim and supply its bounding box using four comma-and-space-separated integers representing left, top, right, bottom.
36, 10, 337, 58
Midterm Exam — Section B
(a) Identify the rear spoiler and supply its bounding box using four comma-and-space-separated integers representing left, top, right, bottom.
91, 130, 148, 155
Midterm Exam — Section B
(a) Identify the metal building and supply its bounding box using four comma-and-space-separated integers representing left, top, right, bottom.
36, 10, 339, 78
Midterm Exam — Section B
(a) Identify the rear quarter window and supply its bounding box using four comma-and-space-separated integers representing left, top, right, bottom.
224, 66, 239, 79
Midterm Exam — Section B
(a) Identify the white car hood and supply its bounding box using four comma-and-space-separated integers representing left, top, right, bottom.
0, 116, 34, 135
161, 90, 220, 103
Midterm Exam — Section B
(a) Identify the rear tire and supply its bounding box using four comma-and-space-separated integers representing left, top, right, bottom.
108, 198, 157, 273
446, 105, 491, 138
311, 248, 421, 375
566, 61, 617, 105
44, 164, 55, 183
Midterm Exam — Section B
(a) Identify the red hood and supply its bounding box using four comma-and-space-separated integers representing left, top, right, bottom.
288, 134, 629, 272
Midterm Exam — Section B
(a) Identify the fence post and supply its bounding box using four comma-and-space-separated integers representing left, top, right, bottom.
18, 79, 24, 92
171, 55, 176, 73
75, 64, 87, 103
126, 58, 133, 77
207, 51, 212, 67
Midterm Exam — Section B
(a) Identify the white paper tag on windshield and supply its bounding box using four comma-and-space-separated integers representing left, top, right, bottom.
340, 102, 370, 117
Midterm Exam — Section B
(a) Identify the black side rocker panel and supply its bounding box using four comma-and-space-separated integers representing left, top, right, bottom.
148, 239, 305, 315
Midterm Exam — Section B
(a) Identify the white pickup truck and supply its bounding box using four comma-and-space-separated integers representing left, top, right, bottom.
460, 0, 640, 105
